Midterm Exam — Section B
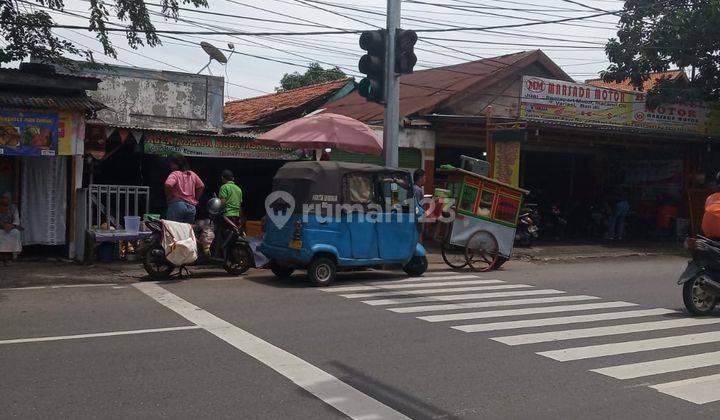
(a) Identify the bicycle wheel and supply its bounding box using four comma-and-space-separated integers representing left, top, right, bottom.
464, 230, 500, 272
441, 239, 467, 269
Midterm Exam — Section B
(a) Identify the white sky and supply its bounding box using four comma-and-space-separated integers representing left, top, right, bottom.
18, 0, 625, 101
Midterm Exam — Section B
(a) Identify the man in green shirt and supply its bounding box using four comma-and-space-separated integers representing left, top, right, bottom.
219, 170, 243, 229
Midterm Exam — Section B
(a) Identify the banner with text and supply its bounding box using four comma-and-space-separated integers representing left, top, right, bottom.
0, 110, 58, 156
144, 134, 310, 160
520, 76, 720, 136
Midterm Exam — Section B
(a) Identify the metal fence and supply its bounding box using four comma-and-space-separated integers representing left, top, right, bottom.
86, 184, 151, 230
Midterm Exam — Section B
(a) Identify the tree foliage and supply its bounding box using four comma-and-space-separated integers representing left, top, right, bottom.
602, 0, 720, 105
0, 0, 207, 65
277, 63, 346, 92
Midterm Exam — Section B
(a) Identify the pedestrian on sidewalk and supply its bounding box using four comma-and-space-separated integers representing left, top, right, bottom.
606, 190, 630, 240
0, 192, 22, 265
164, 154, 205, 224
219, 169, 243, 231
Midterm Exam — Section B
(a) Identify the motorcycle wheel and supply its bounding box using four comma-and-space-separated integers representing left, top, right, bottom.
143, 246, 174, 279
683, 275, 718, 316
224, 246, 251, 275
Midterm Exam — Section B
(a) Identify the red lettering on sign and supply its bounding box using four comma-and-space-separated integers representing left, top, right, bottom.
526, 78, 545, 93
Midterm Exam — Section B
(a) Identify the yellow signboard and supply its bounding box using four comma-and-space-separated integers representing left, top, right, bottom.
520, 76, 720, 137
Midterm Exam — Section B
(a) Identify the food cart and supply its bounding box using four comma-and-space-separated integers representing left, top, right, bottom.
436, 168, 528, 272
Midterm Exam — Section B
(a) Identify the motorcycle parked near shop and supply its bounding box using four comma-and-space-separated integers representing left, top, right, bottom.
678, 236, 720, 315
516, 206, 539, 247
140, 198, 254, 279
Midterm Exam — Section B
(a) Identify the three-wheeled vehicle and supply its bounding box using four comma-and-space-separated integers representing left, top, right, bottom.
259, 161, 427, 286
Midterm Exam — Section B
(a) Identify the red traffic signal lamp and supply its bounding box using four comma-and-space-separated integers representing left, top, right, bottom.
358, 30, 386, 103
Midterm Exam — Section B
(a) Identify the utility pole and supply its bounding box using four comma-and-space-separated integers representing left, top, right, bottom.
383, 0, 401, 168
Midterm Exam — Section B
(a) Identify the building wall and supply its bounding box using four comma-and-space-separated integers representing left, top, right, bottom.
79, 66, 224, 133
445, 63, 569, 119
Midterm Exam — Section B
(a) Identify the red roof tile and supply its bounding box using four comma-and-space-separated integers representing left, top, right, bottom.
586, 70, 687, 92
324, 50, 571, 122
224, 78, 352, 125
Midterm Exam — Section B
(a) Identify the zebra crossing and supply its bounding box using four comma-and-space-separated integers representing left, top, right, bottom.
321, 270, 720, 405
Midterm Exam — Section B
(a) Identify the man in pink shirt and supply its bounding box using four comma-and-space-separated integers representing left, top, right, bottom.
164, 154, 205, 223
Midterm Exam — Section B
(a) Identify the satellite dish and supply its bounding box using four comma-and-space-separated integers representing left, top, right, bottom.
201, 41, 228, 64
197, 42, 228, 75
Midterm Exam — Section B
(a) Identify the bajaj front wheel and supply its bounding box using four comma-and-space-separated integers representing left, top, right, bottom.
683, 275, 718, 316
308, 256, 336, 287
403, 256, 428, 277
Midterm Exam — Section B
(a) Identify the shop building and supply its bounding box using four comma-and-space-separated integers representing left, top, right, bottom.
325, 50, 720, 240
0, 63, 102, 258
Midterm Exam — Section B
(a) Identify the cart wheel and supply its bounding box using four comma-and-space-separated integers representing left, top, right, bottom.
464, 230, 500, 272
441, 240, 467, 269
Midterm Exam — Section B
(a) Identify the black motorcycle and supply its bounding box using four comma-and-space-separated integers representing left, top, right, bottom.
516, 207, 539, 247
678, 236, 720, 315
141, 198, 254, 279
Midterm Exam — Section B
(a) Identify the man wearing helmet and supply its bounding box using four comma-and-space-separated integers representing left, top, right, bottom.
701, 172, 720, 238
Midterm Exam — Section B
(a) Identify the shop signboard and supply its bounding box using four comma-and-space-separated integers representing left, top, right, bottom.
520, 76, 720, 136
0, 110, 59, 156
143, 133, 311, 160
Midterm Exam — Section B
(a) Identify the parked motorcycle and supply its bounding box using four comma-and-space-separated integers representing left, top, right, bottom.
516, 207, 539, 247
678, 236, 720, 315
141, 198, 254, 279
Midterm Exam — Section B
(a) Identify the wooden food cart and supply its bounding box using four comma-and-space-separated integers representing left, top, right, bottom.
436, 168, 528, 272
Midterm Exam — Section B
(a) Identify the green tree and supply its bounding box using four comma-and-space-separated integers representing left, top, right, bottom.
277, 63, 346, 92
602, 0, 720, 105
0, 0, 207, 65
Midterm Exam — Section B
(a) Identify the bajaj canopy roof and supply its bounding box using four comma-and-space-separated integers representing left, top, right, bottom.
272, 161, 411, 206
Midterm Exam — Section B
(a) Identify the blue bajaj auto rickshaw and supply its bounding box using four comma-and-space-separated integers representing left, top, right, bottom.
259, 161, 428, 286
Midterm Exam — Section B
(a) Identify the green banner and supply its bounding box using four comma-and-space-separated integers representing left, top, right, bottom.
144, 133, 311, 160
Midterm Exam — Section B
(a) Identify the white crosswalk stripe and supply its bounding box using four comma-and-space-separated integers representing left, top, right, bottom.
453, 309, 676, 333
362, 289, 566, 306
493, 317, 720, 345
418, 301, 636, 323
538, 331, 720, 361
592, 351, 720, 379
319, 273, 720, 405
340, 284, 531, 299
650, 374, 720, 404
388, 295, 600, 313
325, 279, 503, 293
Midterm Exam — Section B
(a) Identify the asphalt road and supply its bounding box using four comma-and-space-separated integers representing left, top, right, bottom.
2, 255, 719, 419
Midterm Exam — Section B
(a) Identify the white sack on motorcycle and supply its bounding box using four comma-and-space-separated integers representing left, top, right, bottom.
161, 220, 199, 266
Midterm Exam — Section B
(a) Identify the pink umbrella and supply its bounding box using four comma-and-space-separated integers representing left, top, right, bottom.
257, 113, 383, 155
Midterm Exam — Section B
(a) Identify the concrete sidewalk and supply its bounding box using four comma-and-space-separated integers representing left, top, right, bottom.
424, 240, 686, 265
1, 241, 686, 289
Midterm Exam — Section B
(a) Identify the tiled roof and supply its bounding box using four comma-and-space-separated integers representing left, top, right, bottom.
586, 70, 687, 92
224, 78, 353, 125
323, 50, 572, 123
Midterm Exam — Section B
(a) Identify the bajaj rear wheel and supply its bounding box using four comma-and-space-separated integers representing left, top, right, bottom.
683, 275, 718, 316
308, 256, 337, 287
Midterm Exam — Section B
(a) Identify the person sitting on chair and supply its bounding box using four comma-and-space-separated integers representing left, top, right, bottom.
0, 192, 22, 266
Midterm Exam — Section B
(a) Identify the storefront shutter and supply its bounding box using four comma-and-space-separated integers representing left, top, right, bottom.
330, 147, 421, 170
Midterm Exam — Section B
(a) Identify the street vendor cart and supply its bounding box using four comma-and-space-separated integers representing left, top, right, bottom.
436, 168, 528, 272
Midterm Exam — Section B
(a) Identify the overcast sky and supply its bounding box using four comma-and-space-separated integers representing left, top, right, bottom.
36, 0, 624, 101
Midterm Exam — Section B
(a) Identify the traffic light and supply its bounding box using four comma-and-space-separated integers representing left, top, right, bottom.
395, 29, 417, 74
358, 29, 386, 103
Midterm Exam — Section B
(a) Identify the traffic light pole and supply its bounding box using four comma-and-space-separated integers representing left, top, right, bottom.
383, 0, 401, 168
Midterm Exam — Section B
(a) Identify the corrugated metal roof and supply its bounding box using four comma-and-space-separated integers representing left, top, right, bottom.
324, 50, 571, 123
0, 92, 104, 111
